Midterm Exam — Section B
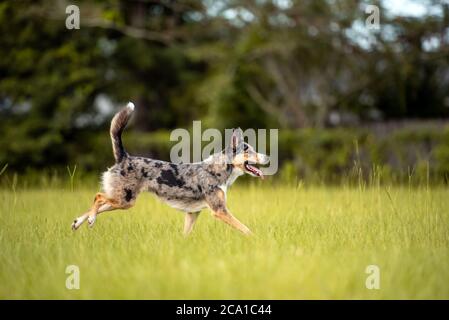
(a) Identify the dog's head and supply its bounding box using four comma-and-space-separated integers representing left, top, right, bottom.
226, 128, 269, 179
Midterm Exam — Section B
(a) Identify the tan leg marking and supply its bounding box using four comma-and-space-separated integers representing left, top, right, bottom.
212, 209, 252, 235
205, 189, 252, 236
72, 193, 127, 230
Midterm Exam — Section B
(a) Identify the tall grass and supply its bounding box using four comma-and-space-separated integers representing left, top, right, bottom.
0, 172, 448, 299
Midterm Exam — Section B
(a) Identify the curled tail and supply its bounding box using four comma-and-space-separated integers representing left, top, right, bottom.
110, 102, 134, 163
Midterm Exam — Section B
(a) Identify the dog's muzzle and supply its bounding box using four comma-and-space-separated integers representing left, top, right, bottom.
258, 154, 270, 165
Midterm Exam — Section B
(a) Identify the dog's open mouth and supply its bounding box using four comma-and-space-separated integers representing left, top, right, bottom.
244, 161, 264, 179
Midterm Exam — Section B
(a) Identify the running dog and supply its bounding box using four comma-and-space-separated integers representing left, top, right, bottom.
71, 102, 269, 235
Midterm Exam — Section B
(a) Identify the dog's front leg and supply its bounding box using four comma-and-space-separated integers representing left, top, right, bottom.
212, 210, 252, 235
205, 189, 252, 235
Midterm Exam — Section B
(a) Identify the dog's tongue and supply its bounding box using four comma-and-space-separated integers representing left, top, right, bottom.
248, 164, 264, 179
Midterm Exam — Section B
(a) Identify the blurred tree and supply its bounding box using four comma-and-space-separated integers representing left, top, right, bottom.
191, 0, 449, 128
0, 0, 449, 172
365, 3, 449, 120
191, 0, 371, 128
0, 0, 209, 169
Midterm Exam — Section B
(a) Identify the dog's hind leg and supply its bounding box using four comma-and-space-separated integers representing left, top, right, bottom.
86, 193, 122, 228
183, 212, 200, 236
205, 189, 252, 235
86, 203, 114, 227
71, 212, 89, 230
71, 193, 120, 230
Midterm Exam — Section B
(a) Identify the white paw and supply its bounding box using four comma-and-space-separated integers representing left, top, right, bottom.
72, 216, 88, 230
71, 219, 81, 231
87, 215, 96, 227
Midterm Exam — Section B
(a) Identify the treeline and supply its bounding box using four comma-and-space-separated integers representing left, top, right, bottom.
1, 0, 449, 178
2, 123, 448, 186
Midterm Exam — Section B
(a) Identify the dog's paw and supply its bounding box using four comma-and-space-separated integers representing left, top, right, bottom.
71, 219, 79, 231
72, 216, 87, 231
87, 215, 96, 228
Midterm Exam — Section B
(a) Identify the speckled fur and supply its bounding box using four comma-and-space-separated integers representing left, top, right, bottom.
72, 103, 269, 235
101, 154, 237, 213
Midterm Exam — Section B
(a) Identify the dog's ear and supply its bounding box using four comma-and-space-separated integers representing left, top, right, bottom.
231, 128, 244, 152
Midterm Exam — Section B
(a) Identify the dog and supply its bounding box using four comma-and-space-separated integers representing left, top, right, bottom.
71, 102, 269, 235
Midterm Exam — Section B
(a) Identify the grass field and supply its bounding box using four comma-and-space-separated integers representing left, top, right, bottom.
1, 183, 449, 299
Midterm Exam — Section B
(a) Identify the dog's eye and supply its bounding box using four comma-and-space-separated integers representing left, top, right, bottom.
243, 144, 249, 151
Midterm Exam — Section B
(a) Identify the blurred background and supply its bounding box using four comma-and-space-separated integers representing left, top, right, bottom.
1, 0, 449, 185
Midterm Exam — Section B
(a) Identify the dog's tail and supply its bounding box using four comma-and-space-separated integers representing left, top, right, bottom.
110, 102, 134, 163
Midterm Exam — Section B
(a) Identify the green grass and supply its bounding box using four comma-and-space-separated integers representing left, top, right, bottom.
1, 183, 448, 299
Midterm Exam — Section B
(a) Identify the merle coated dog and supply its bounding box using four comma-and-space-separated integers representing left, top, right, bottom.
71, 102, 269, 235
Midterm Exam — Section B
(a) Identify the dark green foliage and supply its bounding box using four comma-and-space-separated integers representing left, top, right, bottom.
277, 125, 449, 184
1, 1, 449, 183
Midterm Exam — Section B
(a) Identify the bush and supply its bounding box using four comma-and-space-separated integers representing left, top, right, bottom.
276, 125, 449, 184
